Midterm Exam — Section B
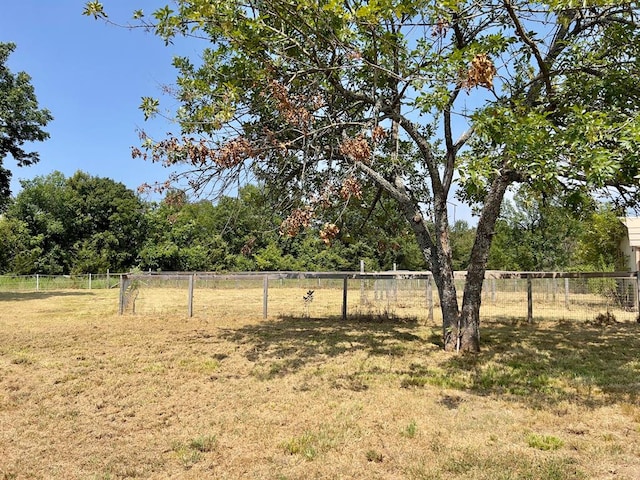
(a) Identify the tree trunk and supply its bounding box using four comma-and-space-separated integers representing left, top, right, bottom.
396, 194, 463, 350
452, 171, 518, 352
357, 161, 516, 353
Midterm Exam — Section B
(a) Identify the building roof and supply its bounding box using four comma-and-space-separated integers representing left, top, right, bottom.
621, 217, 640, 247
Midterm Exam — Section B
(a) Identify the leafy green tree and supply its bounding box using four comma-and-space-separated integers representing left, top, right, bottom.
334, 187, 427, 271
0, 43, 52, 212
87, 1, 640, 351
66, 171, 148, 273
138, 194, 230, 271
486, 194, 626, 273
573, 205, 627, 272
487, 192, 582, 271
6, 171, 146, 274
7, 171, 77, 273
446, 220, 475, 271
0, 216, 34, 274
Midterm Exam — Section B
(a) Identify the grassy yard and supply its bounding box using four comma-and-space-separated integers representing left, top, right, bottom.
0, 289, 639, 479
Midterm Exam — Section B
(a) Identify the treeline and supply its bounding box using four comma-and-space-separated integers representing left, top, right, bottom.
0, 171, 626, 275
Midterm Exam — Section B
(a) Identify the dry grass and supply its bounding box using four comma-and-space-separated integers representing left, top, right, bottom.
1, 288, 639, 479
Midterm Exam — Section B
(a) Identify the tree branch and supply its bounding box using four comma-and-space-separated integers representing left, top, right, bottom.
504, 0, 553, 98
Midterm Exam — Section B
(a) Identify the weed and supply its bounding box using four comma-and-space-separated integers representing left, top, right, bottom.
189, 434, 217, 452
526, 433, 564, 451
251, 362, 285, 380
366, 449, 384, 462
604, 443, 624, 455
439, 395, 463, 409
349, 309, 418, 324
11, 355, 32, 365
402, 420, 418, 438
199, 359, 221, 373
444, 455, 474, 474
89, 474, 112, 480
401, 375, 428, 388
171, 435, 215, 468
620, 402, 640, 423
177, 357, 220, 374
177, 448, 202, 468
428, 434, 445, 454
331, 373, 368, 391
281, 433, 318, 460
400, 368, 467, 390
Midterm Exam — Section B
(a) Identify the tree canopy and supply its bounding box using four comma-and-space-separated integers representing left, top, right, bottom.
0, 170, 629, 281
85, 0, 640, 351
0, 42, 52, 212
0, 172, 428, 274
4, 171, 147, 274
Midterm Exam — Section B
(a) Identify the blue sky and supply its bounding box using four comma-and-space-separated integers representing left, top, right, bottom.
1, 1, 195, 200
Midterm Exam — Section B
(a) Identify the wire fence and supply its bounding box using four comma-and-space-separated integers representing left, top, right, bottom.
0, 273, 119, 291
2, 271, 638, 323
116, 271, 640, 324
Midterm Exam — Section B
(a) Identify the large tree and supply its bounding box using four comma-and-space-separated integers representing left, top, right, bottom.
7, 171, 147, 274
487, 191, 583, 271
0, 43, 52, 212
86, 1, 640, 351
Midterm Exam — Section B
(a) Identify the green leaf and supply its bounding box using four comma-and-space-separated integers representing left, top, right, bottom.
140, 97, 160, 120
82, 1, 107, 19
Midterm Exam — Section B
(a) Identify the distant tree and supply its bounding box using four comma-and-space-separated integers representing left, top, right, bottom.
66, 171, 148, 273
487, 191, 582, 271
87, 1, 640, 351
7, 171, 76, 274
334, 187, 427, 271
573, 205, 627, 271
0, 216, 34, 274
138, 193, 230, 271
6, 171, 146, 274
0, 43, 52, 212
449, 220, 475, 271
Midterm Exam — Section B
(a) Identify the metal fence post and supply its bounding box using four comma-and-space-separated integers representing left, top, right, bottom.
118, 275, 125, 315
342, 277, 348, 320
527, 275, 533, 323
426, 274, 434, 322
187, 274, 194, 317
263, 275, 269, 320
360, 260, 365, 305
491, 278, 496, 304
635, 271, 640, 314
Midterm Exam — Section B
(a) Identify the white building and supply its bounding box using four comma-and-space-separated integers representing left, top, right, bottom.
620, 217, 640, 271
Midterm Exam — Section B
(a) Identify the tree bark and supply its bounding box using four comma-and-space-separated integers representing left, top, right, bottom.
394, 190, 463, 350
454, 170, 519, 352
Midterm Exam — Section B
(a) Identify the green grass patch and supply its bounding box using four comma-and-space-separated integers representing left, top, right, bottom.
526, 433, 564, 451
